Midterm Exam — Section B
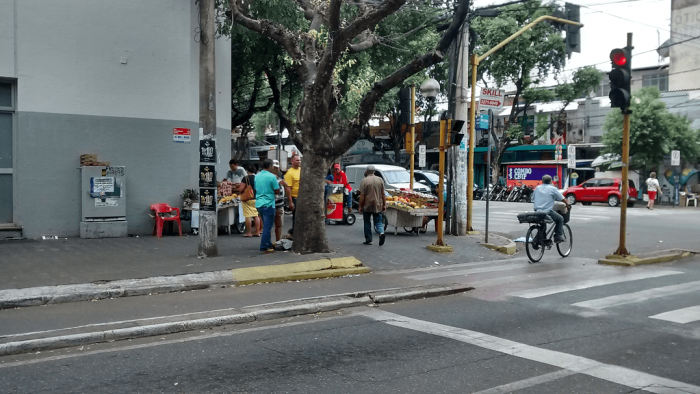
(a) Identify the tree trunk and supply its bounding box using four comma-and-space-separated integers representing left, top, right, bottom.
291, 152, 333, 254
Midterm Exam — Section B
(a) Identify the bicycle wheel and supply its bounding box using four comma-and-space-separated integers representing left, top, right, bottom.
556, 224, 573, 257
525, 225, 545, 263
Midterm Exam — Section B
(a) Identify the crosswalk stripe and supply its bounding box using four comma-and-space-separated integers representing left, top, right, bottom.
471, 370, 576, 394
508, 270, 684, 299
405, 263, 538, 280
375, 258, 529, 275
572, 280, 700, 310
649, 306, 700, 324
469, 267, 588, 288
361, 309, 700, 394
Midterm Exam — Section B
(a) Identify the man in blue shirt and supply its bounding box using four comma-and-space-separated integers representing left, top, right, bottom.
533, 175, 570, 243
255, 159, 280, 253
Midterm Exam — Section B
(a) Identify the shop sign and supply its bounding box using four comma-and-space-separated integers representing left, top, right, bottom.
476, 114, 489, 130
480, 88, 505, 109
349, 139, 373, 154
173, 128, 191, 143
199, 140, 216, 163
199, 188, 216, 211
199, 165, 216, 188
506, 165, 558, 187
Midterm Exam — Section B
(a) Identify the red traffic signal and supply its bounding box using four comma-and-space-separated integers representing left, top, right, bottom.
611, 50, 627, 66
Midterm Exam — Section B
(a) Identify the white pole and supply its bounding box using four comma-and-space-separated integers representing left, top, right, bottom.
451, 21, 470, 236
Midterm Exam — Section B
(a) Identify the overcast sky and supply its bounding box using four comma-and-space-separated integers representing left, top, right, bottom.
471, 0, 672, 87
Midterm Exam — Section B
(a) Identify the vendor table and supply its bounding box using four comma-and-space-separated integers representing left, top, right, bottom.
384, 205, 438, 235
183, 200, 243, 234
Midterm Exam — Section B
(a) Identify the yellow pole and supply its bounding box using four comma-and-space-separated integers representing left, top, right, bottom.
467, 53, 478, 232
465, 15, 583, 234
409, 85, 416, 191
436, 120, 446, 246
615, 111, 631, 256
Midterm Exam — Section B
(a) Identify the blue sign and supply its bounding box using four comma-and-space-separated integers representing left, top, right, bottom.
476, 114, 489, 130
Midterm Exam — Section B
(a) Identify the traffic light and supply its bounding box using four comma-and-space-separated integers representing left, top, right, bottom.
399, 87, 413, 125
609, 47, 632, 110
564, 3, 580, 56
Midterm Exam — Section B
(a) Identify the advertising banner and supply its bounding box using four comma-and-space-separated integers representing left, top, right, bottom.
506, 165, 560, 188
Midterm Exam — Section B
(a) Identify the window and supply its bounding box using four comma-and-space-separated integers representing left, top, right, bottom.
383, 170, 410, 184
0, 82, 12, 108
583, 179, 599, 188
599, 179, 614, 187
593, 81, 611, 98
642, 74, 668, 92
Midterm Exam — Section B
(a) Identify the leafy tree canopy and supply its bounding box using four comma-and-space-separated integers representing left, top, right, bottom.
603, 87, 700, 169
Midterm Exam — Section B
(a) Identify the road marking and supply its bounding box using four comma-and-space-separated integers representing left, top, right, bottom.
360, 309, 700, 394
509, 270, 683, 299
470, 267, 589, 288
0, 314, 352, 369
471, 369, 576, 393
572, 281, 700, 310
649, 305, 700, 324
376, 258, 528, 275
406, 263, 543, 281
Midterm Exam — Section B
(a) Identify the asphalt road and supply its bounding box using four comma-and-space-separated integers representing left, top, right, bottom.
469, 200, 699, 256
2, 254, 699, 393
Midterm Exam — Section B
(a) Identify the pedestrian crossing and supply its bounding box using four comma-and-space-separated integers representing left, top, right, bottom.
394, 258, 700, 326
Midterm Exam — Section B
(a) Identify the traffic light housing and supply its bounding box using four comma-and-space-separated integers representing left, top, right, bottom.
399, 87, 413, 125
564, 3, 581, 56
609, 47, 632, 110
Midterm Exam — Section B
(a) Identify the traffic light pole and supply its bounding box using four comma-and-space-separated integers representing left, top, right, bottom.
467, 15, 583, 232
613, 33, 633, 257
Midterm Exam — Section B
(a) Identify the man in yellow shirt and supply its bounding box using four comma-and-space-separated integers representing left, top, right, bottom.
284, 154, 301, 230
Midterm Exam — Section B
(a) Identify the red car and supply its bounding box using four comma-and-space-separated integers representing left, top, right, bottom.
564, 178, 638, 207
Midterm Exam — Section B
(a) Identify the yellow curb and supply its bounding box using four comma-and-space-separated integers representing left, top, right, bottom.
598, 251, 694, 267
482, 242, 517, 255
466, 231, 481, 235
427, 244, 453, 253
231, 256, 367, 285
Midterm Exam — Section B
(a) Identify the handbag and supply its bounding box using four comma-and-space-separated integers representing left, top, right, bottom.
240, 177, 255, 201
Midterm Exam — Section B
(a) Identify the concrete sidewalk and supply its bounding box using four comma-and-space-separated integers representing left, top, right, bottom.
0, 218, 512, 295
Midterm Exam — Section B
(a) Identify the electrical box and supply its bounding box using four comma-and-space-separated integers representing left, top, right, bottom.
80, 166, 127, 238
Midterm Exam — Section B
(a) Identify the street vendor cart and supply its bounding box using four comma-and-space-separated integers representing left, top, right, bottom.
325, 184, 356, 225
384, 190, 438, 235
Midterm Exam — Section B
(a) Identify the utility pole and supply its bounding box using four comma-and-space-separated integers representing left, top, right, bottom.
198, 0, 218, 257
451, 21, 470, 236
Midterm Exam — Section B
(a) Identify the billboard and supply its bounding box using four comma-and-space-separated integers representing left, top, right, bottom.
506, 165, 561, 188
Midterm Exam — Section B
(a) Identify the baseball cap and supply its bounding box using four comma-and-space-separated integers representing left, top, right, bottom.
366, 165, 376, 171
272, 159, 280, 168
333, 163, 341, 169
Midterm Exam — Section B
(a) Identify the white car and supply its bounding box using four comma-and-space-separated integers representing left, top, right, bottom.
345, 164, 431, 194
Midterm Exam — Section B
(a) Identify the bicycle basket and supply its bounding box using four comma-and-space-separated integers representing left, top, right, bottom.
517, 211, 549, 224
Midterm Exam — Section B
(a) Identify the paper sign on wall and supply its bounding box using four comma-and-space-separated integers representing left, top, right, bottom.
173, 128, 191, 143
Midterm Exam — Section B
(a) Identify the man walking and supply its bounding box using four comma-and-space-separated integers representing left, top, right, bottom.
359, 165, 386, 246
284, 154, 301, 231
533, 174, 570, 243
255, 159, 280, 253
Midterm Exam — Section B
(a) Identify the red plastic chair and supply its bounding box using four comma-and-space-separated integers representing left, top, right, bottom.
150, 203, 182, 237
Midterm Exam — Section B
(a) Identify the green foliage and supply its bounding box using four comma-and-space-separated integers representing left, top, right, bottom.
603, 87, 700, 169
472, 0, 566, 91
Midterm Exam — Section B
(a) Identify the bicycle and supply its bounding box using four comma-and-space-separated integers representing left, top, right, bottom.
517, 207, 573, 263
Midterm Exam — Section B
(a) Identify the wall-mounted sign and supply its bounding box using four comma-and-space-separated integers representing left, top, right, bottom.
199, 165, 216, 188
199, 140, 216, 163
567, 145, 576, 168
199, 188, 216, 211
91, 177, 115, 193
506, 165, 560, 188
173, 128, 191, 143
95, 198, 118, 207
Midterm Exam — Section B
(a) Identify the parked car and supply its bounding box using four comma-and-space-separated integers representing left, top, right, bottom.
345, 164, 431, 207
563, 178, 637, 207
414, 170, 445, 197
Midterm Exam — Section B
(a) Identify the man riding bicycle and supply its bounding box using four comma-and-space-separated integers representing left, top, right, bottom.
533, 175, 570, 243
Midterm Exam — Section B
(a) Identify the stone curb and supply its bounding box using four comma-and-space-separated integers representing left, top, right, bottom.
0, 257, 370, 310
598, 249, 698, 267
481, 234, 517, 255
0, 284, 473, 356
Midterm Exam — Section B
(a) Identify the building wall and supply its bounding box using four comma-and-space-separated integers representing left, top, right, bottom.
670, 0, 700, 91
1, 0, 231, 238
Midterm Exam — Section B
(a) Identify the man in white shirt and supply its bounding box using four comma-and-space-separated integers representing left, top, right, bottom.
533, 175, 570, 243
219, 159, 247, 191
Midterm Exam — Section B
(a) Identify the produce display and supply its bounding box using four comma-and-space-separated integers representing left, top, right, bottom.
386, 190, 437, 210
218, 194, 239, 205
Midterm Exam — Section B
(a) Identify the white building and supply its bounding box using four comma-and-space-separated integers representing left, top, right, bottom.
0, 1, 231, 238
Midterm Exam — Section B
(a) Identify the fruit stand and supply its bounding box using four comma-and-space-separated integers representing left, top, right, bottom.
384, 191, 438, 235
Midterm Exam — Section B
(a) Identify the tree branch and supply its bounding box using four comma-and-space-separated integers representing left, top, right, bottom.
339, 0, 407, 44
265, 68, 300, 152
293, 0, 315, 22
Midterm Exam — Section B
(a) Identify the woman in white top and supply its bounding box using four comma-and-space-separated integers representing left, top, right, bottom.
646, 172, 661, 210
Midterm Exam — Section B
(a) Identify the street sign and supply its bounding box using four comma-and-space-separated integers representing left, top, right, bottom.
671, 150, 680, 166
476, 114, 489, 130
479, 88, 505, 110
567, 145, 576, 168
418, 144, 426, 168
